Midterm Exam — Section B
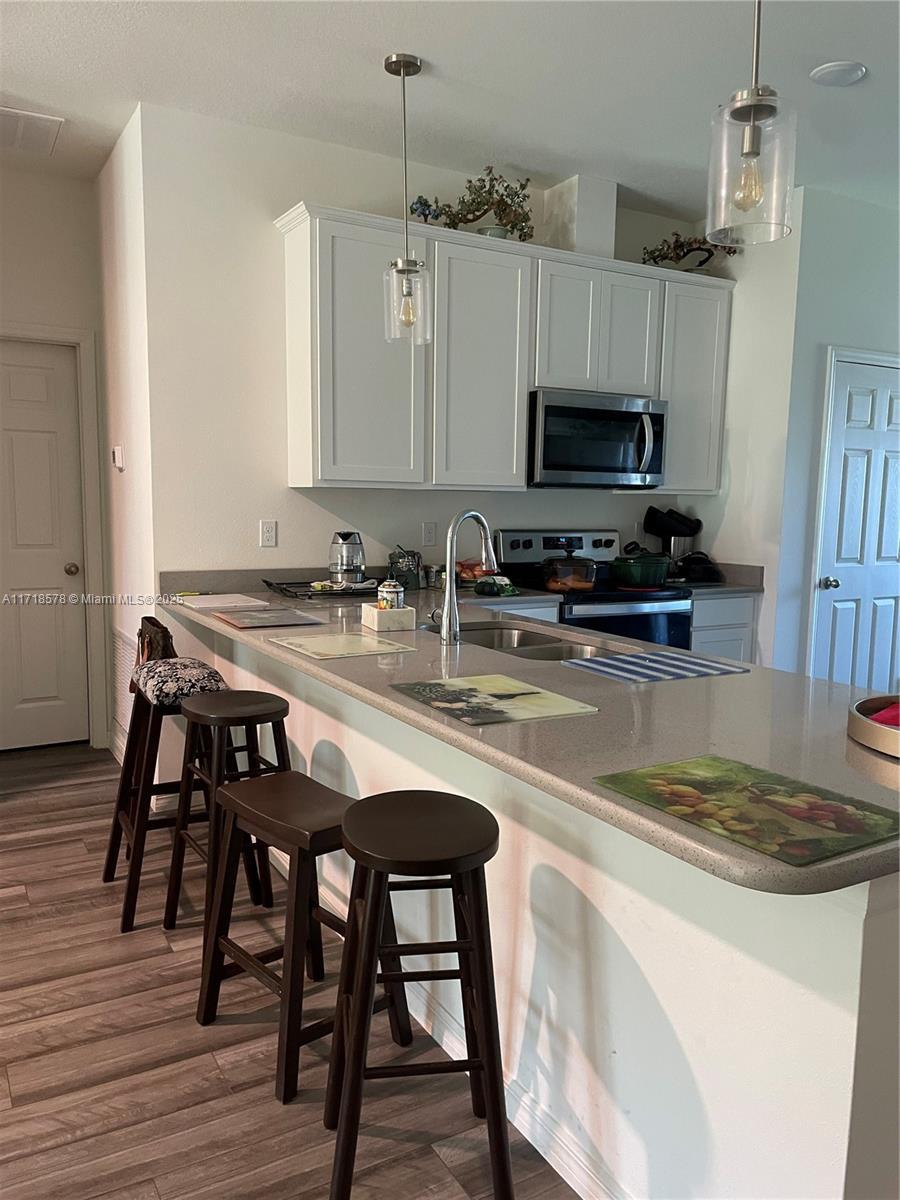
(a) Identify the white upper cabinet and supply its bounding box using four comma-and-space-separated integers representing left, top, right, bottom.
659, 281, 731, 494
535, 262, 661, 396
535, 260, 601, 390
315, 221, 427, 485
432, 240, 532, 488
596, 273, 661, 396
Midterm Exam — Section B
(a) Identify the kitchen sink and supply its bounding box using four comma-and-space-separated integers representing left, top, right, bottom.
421, 622, 561, 651
420, 621, 609, 660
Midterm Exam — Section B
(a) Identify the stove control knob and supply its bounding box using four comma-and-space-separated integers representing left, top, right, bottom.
602, 538, 615, 548
522, 538, 533, 550
592, 538, 603, 549
509, 539, 521, 550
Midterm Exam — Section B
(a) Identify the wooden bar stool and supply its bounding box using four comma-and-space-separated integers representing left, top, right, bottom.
163, 690, 293, 931
197, 771, 412, 1103
102, 656, 232, 934
324, 791, 514, 1200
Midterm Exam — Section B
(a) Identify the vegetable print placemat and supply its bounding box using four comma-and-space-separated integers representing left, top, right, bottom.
269, 633, 416, 659
393, 674, 597, 726
596, 755, 898, 864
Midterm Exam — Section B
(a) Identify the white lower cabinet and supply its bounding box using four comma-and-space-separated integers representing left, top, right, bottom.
432, 241, 532, 487
495, 602, 560, 623
660, 281, 731, 493
691, 593, 757, 663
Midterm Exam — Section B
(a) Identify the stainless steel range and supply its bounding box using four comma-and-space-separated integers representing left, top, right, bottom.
494, 528, 693, 649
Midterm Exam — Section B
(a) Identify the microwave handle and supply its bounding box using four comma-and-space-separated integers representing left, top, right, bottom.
637, 414, 654, 473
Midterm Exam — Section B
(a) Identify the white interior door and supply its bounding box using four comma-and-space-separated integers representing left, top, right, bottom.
0, 340, 89, 747
812, 357, 900, 689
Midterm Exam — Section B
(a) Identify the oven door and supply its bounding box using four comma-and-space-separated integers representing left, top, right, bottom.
529, 390, 666, 487
561, 599, 692, 649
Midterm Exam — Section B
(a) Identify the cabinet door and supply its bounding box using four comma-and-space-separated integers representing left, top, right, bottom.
535, 260, 601, 390
316, 220, 426, 484
691, 625, 753, 663
659, 282, 730, 493
596, 272, 661, 396
433, 241, 532, 487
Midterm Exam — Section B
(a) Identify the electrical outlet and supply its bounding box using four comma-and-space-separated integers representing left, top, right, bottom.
422, 521, 437, 547
259, 519, 277, 548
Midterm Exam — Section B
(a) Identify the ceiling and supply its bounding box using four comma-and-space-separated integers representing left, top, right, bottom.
1, 0, 896, 218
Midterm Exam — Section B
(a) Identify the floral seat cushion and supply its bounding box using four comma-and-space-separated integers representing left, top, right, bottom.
132, 657, 228, 707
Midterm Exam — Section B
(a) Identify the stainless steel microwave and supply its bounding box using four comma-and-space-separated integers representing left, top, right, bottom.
528, 389, 667, 488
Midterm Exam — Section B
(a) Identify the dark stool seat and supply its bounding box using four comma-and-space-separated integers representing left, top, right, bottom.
342, 791, 499, 876
181, 690, 289, 727
197, 772, 412, 1103
325, 791, 513, 1200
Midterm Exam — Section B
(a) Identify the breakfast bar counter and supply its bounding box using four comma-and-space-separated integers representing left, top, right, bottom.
161, 593, 898, 1200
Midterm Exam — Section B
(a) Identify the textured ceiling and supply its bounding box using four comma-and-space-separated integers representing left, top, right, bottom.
1, 0, 896, 217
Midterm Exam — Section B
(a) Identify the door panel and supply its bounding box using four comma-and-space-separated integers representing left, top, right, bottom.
1, 340, 89, 747
432, 241, 531, 487
534, 260, 600, 390
597, 273, 661, 396
813, 359, 900, 687
316, 221, 426, 483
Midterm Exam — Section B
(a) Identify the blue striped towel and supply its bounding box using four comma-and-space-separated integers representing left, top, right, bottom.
564, 649, 750, 683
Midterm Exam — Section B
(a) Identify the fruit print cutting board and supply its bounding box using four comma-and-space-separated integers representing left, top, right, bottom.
596, 756, 898, 864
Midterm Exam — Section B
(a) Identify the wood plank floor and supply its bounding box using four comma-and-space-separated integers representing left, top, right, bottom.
0, 744, 578, 1200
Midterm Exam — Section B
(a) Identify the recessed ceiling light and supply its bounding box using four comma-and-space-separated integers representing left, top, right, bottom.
809, 61, 868, 86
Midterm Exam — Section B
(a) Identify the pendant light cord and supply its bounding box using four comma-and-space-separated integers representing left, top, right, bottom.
400, 64, 410, 261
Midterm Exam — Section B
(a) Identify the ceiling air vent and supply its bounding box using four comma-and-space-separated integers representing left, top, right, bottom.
0, 106, 64, 156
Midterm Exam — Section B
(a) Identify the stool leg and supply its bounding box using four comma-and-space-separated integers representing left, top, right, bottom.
120, 705, 162, 934
197, 809, 242, 1025
272, 718, 292, 771
379, 897, 413, 1047
452, 874, 487, 1119
204, 727, 229, 931
275, 848, 314, 1103
245, 724, 274, 910
464, 867, 514, 1199
102, 692, 148, 883
328, 868, 388, 1200
306, 868, 326, 983
163, 719, 199, 929
226, 727, 264, 908
323, 863, 369, 1131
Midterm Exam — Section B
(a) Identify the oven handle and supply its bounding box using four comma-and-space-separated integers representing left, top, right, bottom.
564, 599, 692, 617
637, 414, 654, 473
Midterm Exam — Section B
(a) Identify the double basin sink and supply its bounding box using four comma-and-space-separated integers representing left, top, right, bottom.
421, 621, 609, 662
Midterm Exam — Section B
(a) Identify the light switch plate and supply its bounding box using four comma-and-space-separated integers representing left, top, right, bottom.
422, 521, 437, 547
111, 445, 125, 472
259, 519, 277, 548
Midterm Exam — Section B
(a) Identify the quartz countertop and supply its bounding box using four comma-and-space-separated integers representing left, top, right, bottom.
163, 592, 897, 895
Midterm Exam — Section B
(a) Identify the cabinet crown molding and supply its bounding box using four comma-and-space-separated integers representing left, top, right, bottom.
275, 201, 736, 291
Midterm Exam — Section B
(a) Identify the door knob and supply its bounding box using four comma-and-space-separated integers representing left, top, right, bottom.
64, 562, 80, 576
819, 576, 841, 590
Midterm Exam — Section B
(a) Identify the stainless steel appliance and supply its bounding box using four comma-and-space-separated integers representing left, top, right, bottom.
495, 528, 693, 649
328, 531, 366, 584
528, 390, 667, 488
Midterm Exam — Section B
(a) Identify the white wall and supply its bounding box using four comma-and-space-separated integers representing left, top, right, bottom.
133, 103, 658, 573
688, 194, 804, 663
0, 166, 101, 331
774, 190, 900, 672
96, 108, 156, 738
613, 207, 702, 265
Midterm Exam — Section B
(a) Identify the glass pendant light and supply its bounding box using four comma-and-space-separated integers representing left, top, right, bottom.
706, 0, 797, 245
383, 52, 432, 345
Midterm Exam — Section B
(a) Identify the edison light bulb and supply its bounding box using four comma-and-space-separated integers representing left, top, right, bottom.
399, 293, 417, 328
733, 155, 764, 212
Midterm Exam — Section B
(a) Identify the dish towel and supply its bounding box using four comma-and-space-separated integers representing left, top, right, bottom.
564, 649, 750, 683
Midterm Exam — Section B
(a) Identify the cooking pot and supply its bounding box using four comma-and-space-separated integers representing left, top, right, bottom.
542, 554, 597, 592
609, 553, 670, 589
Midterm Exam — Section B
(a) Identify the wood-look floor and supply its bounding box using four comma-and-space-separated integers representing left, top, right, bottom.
0, 744, 578, 1200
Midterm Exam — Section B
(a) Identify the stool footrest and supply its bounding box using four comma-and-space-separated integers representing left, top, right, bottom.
311, 905, 348, 939
388, 879, 453, 892
364, 1058, 481, 1081
182, 832, 209, 862
377, 968, 462, 984
379, 939, 469, 957
221, 942, 285, 979
219, 936, 283, 996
